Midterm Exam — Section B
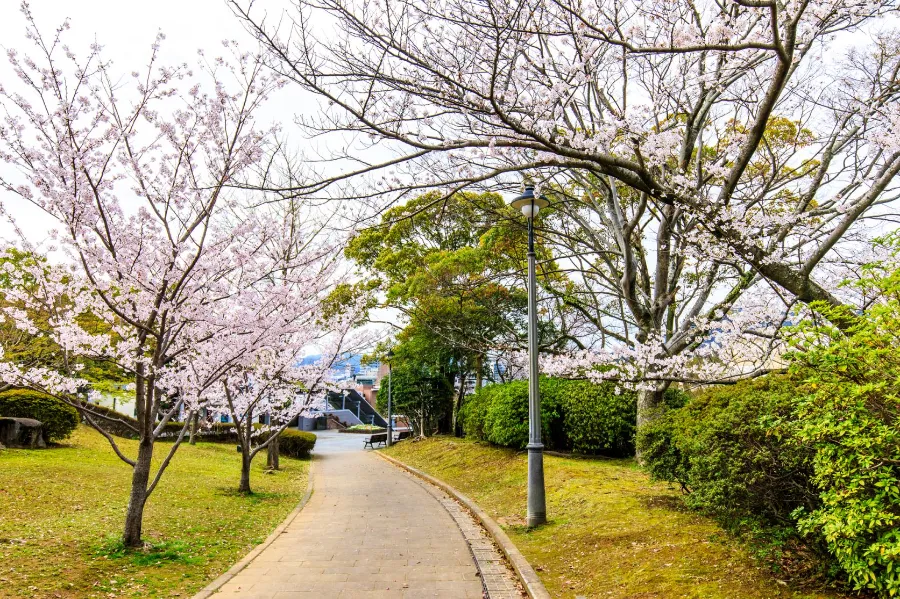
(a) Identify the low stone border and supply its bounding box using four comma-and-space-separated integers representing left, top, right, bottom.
190, 459, 316, 599
376, 452, 552, 599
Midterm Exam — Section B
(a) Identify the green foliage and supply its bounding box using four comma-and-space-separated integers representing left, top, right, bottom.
378, 363, 454, 435
786, 249, 900, 597
262, 429, 316, 459
638, 376, 819, 539
555, 380, 637, 456
0, 388, 79, 441
479, 379, 563, 449
460, 377, 640, 455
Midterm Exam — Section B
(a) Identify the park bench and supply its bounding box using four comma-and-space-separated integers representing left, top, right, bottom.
363, 432, 388, 449
396, 430, 412, 441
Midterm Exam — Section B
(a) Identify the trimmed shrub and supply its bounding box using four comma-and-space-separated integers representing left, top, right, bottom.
0, 389, 78, 442
264, 429, 316, 458
556, 381, 637, 456
637, 375, 822, 568
483, 380, 562, 449
459, 383, 501, 441
461, 377, 648, 455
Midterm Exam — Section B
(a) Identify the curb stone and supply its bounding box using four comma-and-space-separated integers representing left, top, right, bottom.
376, 451, 552, 599
190, 458, 316, 599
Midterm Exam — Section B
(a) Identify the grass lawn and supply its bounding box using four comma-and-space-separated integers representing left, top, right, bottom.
383, 437, 848, 599
0, 425, 309, 599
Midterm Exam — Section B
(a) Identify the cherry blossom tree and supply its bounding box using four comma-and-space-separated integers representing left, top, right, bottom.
232, 0, 900, 430
0, 6, 310, 546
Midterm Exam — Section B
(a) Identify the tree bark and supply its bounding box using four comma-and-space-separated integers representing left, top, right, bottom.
239, 448, 252, 494
122, 439, 153, 547
267, 434, 280, 470
188, 411, 199, 446
452, 371, 467, 437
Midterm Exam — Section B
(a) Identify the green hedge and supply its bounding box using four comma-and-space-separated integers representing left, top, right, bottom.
461, 377, 654, 456
637, 375, 823, 567
0, 389, 79, 442
261, 429, 316, 458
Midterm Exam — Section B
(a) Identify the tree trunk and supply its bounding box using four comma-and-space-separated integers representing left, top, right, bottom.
123, 439, 154, 547
188, 411, 199, 446
239, 448, 252, 494
452, 372, 467, 437
267, 434, 280, 470
635, 388, 665, 463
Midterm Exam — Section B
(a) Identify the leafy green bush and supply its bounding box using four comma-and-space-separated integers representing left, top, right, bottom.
786, 258, 900, 597
638, 376, 818, 534
0, 388, 79, 442
556, 380, 636, 456
459, 383, 501, 441
264, 429, 316, 458
461, 377, 644, 455
473, 379, 563, 450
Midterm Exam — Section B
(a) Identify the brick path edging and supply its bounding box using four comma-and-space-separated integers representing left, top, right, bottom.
376, 451, 552, 599
190, 458, 316, 599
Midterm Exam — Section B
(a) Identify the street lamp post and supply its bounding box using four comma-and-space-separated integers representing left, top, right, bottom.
386, 350, 394, 447
510, 185, 549, 528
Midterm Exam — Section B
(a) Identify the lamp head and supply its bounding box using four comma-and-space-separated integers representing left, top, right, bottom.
510, 185, 550, 218
386, 349, 394, 360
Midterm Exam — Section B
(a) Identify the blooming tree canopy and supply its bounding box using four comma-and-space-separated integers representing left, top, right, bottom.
0, 5, 354, 545
233, 0, 900, 427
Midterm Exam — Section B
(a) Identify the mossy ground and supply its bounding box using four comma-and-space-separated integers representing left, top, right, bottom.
0, 425, 309, 598
383, 436, 848, 599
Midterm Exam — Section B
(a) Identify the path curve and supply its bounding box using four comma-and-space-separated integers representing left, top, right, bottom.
213, 431, 485, 599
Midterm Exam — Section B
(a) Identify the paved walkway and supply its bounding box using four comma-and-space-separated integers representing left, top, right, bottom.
213, 431, 487, 599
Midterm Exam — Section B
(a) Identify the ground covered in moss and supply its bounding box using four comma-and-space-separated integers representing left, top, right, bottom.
383, 436, 848, 599
0, 425, 309, 598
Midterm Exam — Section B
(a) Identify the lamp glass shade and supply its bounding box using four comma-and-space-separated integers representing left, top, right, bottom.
510, 186, 550, 218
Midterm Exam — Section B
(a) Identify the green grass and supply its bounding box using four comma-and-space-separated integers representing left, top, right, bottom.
0, 425, 309, 598
383, 436, 850, 599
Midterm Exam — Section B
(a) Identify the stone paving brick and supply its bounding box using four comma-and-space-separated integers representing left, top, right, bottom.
211, 431, 524, 598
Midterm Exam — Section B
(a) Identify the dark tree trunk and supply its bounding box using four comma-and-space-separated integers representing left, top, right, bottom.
453, 372, 467, 437
123, 439, 154, 547
267, 434, 280, 470
239, 448, 252, 494
188, 411, 199, 446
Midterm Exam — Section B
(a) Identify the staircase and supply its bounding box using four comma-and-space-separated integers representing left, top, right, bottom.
326, 390, 388, 428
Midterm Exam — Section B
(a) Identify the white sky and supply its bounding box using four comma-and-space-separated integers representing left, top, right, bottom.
0, 0, 325, 240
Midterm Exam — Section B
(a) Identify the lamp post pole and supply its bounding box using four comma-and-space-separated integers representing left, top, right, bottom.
510, 185, 548, 528
386, 350, 394, 447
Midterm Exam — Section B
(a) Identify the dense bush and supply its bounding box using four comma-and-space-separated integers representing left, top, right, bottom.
786, 261, 900, 597
0, 389, 79, 442
638, 252, 900, 596
556, 380, 637, 456
263, 429, 316, 458
460, 377, 647, 456
638, 376, 819, 537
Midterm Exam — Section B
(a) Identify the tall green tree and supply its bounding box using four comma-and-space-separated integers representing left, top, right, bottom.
348, 191, 575, 430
